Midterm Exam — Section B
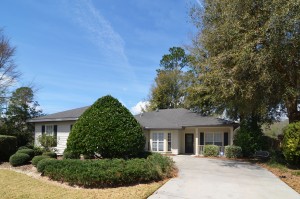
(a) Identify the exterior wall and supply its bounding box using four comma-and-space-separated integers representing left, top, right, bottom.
34, 121, 75, 155
149, 130, 179, 154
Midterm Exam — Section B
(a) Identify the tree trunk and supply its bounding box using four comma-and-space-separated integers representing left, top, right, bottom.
285, 97, 300, 123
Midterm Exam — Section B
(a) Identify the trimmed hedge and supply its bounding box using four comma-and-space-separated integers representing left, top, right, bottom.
42, 152, 57, 159
0, 135, 17, 161
16, 149, 35, 159
37, 153, 174, 187
225, 146, 242, 158
9, 153, 31, 166
203, 145, 219, 157
33, 147, 44, 156
67, 95, 145, 159
32, 155, 51, 166
18, 146, 29, 150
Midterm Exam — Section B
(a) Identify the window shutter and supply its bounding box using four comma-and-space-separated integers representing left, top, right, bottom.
224, 132, 229, 146
42, 125, 45, 135
199, 132, 204, 145
54, 125, 58, 138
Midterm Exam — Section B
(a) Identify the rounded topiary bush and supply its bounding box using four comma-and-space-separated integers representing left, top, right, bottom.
203, 145, 219, 157
9, 153, 31, 166
16, 149, 35, 159
67, 95, 145, 159
282, 122, 300, 165
63, 149, 80, 159
42, 152, 57, 159
0, 135, 17, 161
32, 155, 51, 166
18, 146, 29, 150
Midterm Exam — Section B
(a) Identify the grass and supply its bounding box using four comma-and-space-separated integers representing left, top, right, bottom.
0, 169, 163, 199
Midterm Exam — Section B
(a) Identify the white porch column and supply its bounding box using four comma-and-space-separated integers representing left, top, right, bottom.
195, 128, 199, 155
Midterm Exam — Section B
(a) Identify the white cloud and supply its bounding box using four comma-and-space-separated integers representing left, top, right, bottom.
130, 101, 149, 115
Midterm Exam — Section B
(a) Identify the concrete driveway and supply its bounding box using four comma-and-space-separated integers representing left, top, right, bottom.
149, 155, 300, 199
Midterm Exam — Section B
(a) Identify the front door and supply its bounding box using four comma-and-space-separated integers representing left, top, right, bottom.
185, 134, 194, 153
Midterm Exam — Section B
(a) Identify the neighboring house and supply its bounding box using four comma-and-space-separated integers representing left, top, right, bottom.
29, 107, 237, 155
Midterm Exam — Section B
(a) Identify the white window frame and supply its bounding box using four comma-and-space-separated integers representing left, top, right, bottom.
46, 125, 54, 136
204, 132, 223, 146
152, 132, 164, 152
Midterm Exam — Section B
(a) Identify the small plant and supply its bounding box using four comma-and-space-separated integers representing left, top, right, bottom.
9, 153, 31, 166
16, 149, 35, 159
63, 149, 80, 159
225, 146, 242, 158
203, 145, 219, 157
42, 152, 57, 159
282, 122, 300, 165
32, 155, 51, 166
33, 146, 44, 156
38, 135, 57, 151
0, 135, 17, 161
18, 146, 29, 150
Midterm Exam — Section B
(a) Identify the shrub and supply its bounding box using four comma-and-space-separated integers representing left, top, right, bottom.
16, 149, 35, 159
42, 152, 57, 159
67, 95, 145, 159
234, 118, 265, 157
63, 149, 80, 159
38, 135, 57, 151
225, 146, 242, 158
33, 146, 44, 156
37, 153, 174, 187
32, 155, 51, 166
203, 145, 219, 157
282, 122, 300, 165
0, 135, 17, 161
9, 153, 30, 166
18, 146, 29, 150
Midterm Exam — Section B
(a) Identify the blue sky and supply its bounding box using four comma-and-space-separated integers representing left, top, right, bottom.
2, 0, 199, 114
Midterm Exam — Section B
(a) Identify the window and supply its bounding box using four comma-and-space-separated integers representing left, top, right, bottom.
204, 132, 223, 146
152, 133, 164, 151
46, 125, 54, 135
167, 133, 171, 151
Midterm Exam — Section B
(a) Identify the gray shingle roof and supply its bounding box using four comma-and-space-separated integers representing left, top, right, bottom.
28, 106, 90, 122
134, 108, 235, 129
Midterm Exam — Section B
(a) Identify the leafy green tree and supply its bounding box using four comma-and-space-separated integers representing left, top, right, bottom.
1, 87, 42, 146
282, 122, 300, 165
148, 47, 193, 110
67, 95, 145, 159
190, 0, 300, 123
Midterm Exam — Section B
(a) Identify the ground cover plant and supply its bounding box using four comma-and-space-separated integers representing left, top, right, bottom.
37, 153, 174, 188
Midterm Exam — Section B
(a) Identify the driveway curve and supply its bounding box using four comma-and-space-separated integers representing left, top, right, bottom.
149, 155, 299, 199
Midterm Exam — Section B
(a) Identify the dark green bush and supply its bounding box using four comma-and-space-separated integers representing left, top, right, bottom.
282, 122, 300, 165
33, 146, 44, 156
32, 155, 51, 166
16, 149, 35, 159
9, 153, 31, 166
203, 145, 219, 157
225, 146, 242, 158
234, 119, 265, 157
63, 149, 80, 159
42, 152, 57, 159
67, 95, 145, 159
37, 153, 174, 187
0, 135, 17, 161
18, 146, 29, 150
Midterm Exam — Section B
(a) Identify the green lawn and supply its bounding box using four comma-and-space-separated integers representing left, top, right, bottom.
0, 169, 163, 199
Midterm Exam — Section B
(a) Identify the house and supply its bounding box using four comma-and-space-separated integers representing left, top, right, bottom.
29, 107, 237, 155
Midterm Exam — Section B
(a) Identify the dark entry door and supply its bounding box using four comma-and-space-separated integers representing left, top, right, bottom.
185, 134, 194, 153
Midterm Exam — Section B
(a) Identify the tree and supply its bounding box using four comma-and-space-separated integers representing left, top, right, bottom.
2, 87, 42, 146
0, 29, 20, 104
148, 47, 193, 110
67, 95, 145, 159
190, 0, 300, 123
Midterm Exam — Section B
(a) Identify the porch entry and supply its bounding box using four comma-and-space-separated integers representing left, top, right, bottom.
185, 133, 194, 153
